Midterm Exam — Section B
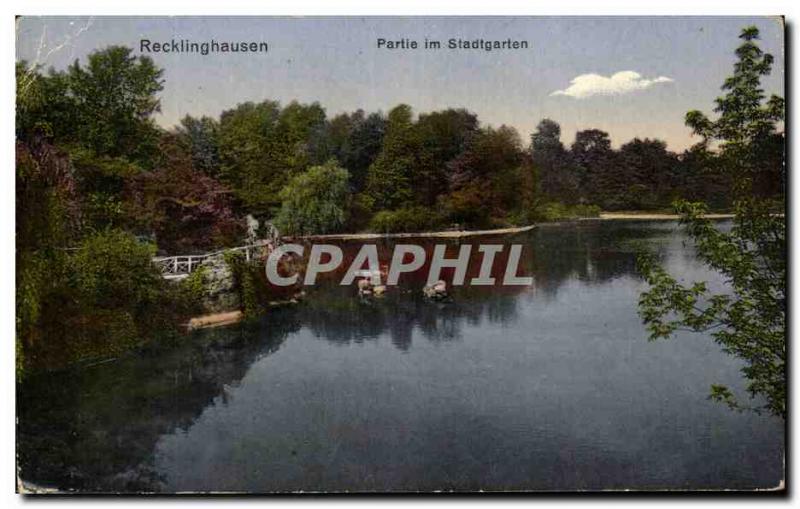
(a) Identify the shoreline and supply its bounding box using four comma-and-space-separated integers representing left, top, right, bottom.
185, 213, 735, 328
288, 224, 536, 241
187, 310, 244, 330
287, 213, 736, 241
594, 212, 734, 220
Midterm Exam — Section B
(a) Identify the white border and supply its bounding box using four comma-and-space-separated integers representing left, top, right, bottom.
2, 1, 796, 507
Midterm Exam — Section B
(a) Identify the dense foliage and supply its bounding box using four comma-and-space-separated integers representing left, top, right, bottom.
17, 30, 783, 374
274, 160, 351, 236
638, 27, 785, 418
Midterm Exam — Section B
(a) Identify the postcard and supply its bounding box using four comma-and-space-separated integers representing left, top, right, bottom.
14, 16, 785, 493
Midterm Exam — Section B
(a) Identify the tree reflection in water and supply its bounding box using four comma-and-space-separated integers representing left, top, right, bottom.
17, 221, 688, 492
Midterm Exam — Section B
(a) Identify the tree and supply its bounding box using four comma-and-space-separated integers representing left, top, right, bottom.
217, 100, 329, 217
218, 100, 282, 215
17, 47, 166, 230
273, 160, 351, 236
677, 144, 733, 210
16, 134, 80, 375
67, 46, 164, 166
617, 138, 679, 209
638, 26, 785, 418
16, 62, 76, 142
531, 119, 578, 202
325, 110, 387, 194
445, 125, 528, 227
176, 115, 221, 176
364, 104, 419, 211
125, 133, 243, 253
570, 129, 614, 202
414, 108, 479, 207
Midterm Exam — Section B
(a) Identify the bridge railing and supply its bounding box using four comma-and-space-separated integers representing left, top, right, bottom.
152, 255, 208, 276
153, 240, 274, 278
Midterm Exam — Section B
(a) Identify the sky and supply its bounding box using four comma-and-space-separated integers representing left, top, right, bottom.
15, 16, 785, 151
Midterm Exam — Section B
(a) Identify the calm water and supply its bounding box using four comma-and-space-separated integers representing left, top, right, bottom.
17, 221, 784, 492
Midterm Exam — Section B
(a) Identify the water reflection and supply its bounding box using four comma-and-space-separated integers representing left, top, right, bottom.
17, 315, 299, 492
18, 220, 780, 493
296, 220, 681, 350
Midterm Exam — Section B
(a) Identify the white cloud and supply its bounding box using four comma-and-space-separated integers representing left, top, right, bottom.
551, 71, 673, 99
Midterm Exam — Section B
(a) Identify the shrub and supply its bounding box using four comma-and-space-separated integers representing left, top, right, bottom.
223, 251, 263, 318
534, 202, 601, 222
368, 206, 442, 233
22, 229, 194, 372
70, 229, 162, 310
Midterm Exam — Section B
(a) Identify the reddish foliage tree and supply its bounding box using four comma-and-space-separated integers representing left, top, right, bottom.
126, 134, 243, 254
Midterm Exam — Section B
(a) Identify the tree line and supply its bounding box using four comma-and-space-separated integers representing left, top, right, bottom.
15, 32, 783, 377
18, 44, 782, 254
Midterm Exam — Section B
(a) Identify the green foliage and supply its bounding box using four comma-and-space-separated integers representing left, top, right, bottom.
445, 125, 529, 228
638, 201, 785, 417
218, 100, 328, 216
414, 108, 479, 207
19, 229, 190, 373
273, 160, 351, 236
368, 206, 443, 234
638, 27, 785, 418
364, 104, 419, 211
67, 46, 164, 165
16, 62, 75, 142
16, 139, 78, 377
176, 115, 221, 176
70, 229, 161, 309
223, 252, 263, 318
534, 203, 601, 222
531, 119, 578, 202
327, 110, 387, 193
176, 266, 210, 313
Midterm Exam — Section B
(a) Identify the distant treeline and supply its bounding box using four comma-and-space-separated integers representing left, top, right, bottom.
17, 45, 784, 254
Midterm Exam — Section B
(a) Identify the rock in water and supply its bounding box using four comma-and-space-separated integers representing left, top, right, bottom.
423, 280, 448, 300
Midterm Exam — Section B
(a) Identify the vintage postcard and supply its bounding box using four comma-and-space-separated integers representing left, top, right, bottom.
14, 16, 785, 493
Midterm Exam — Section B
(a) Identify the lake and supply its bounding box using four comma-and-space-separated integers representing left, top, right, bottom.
17, 220, 785, 492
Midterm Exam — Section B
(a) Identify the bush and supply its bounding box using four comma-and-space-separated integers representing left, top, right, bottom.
534, 202, 601, 222
223, 251, 264, 318
175, 265, 209, 313
70, 229, 162, 310
368, 206, 442, 233
22, 229, 194, 373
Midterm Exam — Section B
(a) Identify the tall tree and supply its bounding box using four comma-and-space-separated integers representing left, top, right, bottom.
414, 108, 479, 207
217, 100, 282, 215
638, 26, 785, 418
325, 110, 387, 193
67, 46, 164, 166
217, 100, 329, 218
531, 119, 577, 202
570, 129, 614, 202
364, 104, 419, 211
617, 138, 680, 209
445, 125, 527, 227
